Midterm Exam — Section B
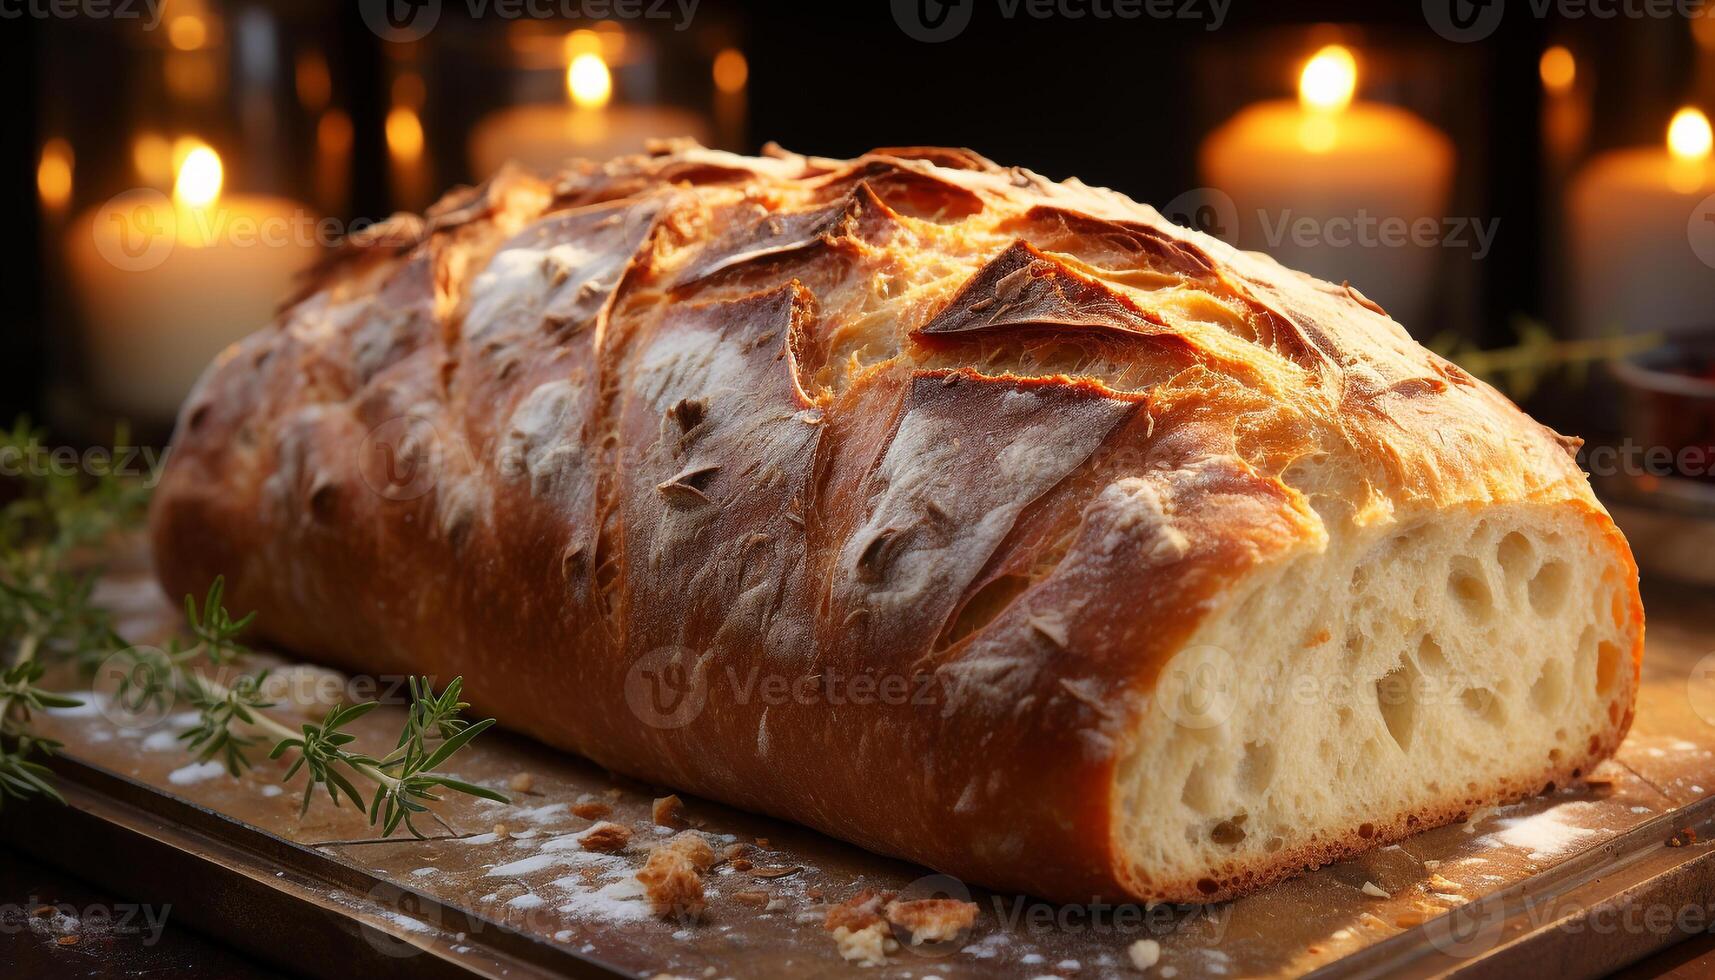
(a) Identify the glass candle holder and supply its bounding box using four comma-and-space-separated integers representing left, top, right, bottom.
37, 0, 349, 433
1190, 25, 1475, 341
381, 11, 743, 212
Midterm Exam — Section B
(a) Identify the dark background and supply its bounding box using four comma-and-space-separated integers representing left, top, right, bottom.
4, 0, 1708, 430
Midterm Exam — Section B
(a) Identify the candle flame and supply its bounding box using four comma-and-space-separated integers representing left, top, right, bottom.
713, 48, 748, 94
1668, 107, 1713, 162
1539, 46, 1575, 96
37, 138, 73, 212
386, 106, 425, 163
168, 13, 208, 51
567, 52, 612, 110
173, 144, 222, 209
1299, 45, 1356, 113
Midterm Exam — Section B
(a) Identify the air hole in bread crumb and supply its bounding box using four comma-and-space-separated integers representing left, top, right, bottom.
1460, 686, 1504, 726
1497, 532, 1533, 580
1181, 764, 1219, 816
1529, 561, 1571, 617
1447, 563, 1493, 618
1376, 659, 1420, 751
1596, 640, 1622, 693
1415, 635, 1449, 674
1531, 658, 1568, 713
1237, 741, 1277, 796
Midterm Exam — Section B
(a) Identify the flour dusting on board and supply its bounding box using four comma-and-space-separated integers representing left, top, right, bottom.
1479, 802, 1603, 862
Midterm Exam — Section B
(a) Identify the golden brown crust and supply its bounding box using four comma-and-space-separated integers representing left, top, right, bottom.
150, 142, 1643, 904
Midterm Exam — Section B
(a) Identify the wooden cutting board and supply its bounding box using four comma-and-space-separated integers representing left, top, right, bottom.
7, 556, 1715, 979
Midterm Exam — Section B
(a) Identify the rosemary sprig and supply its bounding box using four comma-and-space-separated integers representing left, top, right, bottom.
1431, 319, 1662, 401
1, 417, 507, 834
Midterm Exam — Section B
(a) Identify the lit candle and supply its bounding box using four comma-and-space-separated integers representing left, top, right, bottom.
468, 31, 711, 177
1199, 45, 1454, 331
65, 142, 322, 419
1568, 108, 1715, 337
1540, 45, 1588, 181
37, 138, 73, 219
712, 47, 748, 150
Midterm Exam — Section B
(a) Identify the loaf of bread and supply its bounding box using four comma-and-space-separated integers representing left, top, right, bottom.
150, 143, 1643, 903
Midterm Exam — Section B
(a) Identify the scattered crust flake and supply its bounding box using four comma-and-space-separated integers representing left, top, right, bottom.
638, 831, 716, 920
1128, 938, 1161, 970
825, 889, 890, 930
508, 772, 536, 793
492, 823, 511, 840
1428, 873, 1461, 893
822, 889, 977, 964
883, 898, 978, 946
1360, 881, 1390, 899
572, 801, 613, 820
830, 922, 896, 966
653, 794, 687, 828
579, 821, 634, 853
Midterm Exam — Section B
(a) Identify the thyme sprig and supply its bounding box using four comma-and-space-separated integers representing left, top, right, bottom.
1, 418, 507, 834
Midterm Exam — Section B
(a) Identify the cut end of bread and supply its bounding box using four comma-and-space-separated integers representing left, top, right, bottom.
1115, 502, 1640, 902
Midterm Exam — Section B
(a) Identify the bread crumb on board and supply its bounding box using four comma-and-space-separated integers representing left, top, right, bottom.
830, 922, 896, 966
824, 890, 890, 933
820, 889, 978, 963
1428, 873, 1461, 893
1129, 938, 1161, 970
883, 898, 978, 945
508, 772, 536, 793
572, 801, 613, 820
653, 794, 687, 828
638, 831, 716, 920
579, 821, 633, 853
1360, 881, 1390, 899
